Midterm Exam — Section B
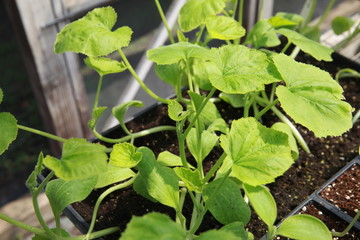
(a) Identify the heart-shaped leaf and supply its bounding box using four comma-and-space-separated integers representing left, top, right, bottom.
174, 167, 203, 192
0, 112, 18, 155
245, 19, 281, 48
206, 15, 246, 40
43, 138, 108, 180
220, 117, 293, 185
84, 57, 127, 76
110, 142, 142, 168
274, 54, 353, 137
54, 6, 132, 56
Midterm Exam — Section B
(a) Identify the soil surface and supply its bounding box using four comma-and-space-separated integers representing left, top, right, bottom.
72, 52, 360, 239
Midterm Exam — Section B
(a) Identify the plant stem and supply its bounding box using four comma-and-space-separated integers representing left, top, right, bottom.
177, 121, 189, 169
189, 170, 231, 235
300, 0, 318, 33
203, 152, 226, 183
154, 0, 175, 44
313, 0, 336, 29
334, 22, 360, 51
17, 124, 66, 143
93, 125, 176, 144
353, 109, 360, 124
0, 213, 47, 237
255, 99, 279, 120
280, 41, 292, 54
331, 211, 360, 237
118, 49, 168, 104
93, 75, 103, 110
65, 227, 120, 240
86, 177, 136, 238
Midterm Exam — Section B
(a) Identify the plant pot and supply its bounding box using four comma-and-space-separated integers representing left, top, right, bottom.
261, 156, 359, 240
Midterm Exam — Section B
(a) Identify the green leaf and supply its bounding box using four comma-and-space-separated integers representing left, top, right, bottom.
192, 60, 213, 91
277, 28, 333, 61
268, 12, 303, 29
120, 212, 186, 240
134, 147, 179, 210
112, 100, 144, 126
220, 117, 293, 185
32, 228, 70, 240
84, 57, 127, 76
26, 153, 45, 192
206, 15, 246, 40
0, 88, 3, 104
244, 20, 281, 48
219, 93, 246, 108
168, 99, 190, 121
271, 122, 298, 160
178, 0, 226, 32
88, 106, 107, 130
43, 138, 108, 180
158, 151, 183, 167
173, 167, 203, 192
0, 112, 18, 155
196, 229, 241, 240
147, 42, 212, 65
95, 164, 135, 188
203, 178, 251, 225
110, 142, 142, 168
332, 16, 354, 35
220, 222, 250, 240
186, 128, 218, 163
206, 45, 281, 94
243, 184, 277, 227
155, 63, 186, 88
207, 118, 229, 134
274, 54, 353, 137
46, 177, 97, 218
277, 214, 332, 240
54, 6, 133, 56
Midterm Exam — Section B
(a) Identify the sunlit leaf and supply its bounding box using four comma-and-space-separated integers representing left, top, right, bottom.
46, 177, 97, 218
54, 6, 132, 56
120, 213, 186, 240
110, 142, 142, 168
112, 101, 144, 126
220, 117, 293, 185
168, 99, 190, 121
88, 106, 107, 130
155, 63, 186, 87
274, 54, 353, 137
277, 214, 332, 240
277, 28, 333, 61
0, 112, 18, 155
196, 229, 240, 240
33, 228, 70, 240
206, 15, 245, 40
95, 164, 135, 188
43, 138, 108, 180
186, 128, 218, 163
245, 20, 280, 48
271, 122, 298, 160
206, 45, 281, 94
178, 0, 227, 32
220, 222, 250, 240
84, 57, 127, 76
174, 167, 203, 192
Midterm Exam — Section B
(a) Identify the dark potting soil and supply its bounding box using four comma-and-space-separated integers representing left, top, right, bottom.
72, 52, 360, 240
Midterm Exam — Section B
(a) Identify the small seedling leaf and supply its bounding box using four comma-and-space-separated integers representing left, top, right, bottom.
110, 142, 142, 168
173, 167, 203, 192
244, 184, 277, 227
54, 6, 133, 56
155, 63, 186, 87
0, 112, 18, 155
84, 56, 127, 76
245, 20, 281, 48
112, 100, 144, 126
274, 54, 353, 137
186, 128, 218, 163
206, 15, 246, 40
168, 99, 190, 121
88, 106, 107, 130
206, 45, 281, 94
220, 117, 293, 185
26, 153, 45, 192
220, 222, 250, 240
147, 42, 212, 65
332, 16, 354, 35
46, 176, 97, 218
134, 147, 179, 210
43, 138, 108, 180
203, 178, 251, 225
178, 0, 226, 32
277, 214, 332, 240
120, 213, 186, 240
196, 229, 241, 240
277, 28, 333, 61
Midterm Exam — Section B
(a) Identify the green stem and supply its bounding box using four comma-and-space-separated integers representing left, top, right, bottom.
238, 0, 244, 26
0, 213, 47, 237
195, 25, 206, 44
280, 41, 292, 54
17, 124, 66, 143
65, 227, 120, 240
203, 152, 226, 183
154, 0, 175, 44
331, 211, 360, 237
185, 60, 194, 92
177, 121, 189, 169
86, 177, 136, 238
258, 0, 264, 21
189, 170, 231, 235
118, 49, 167, 104
93, 125, 176, 144
93, 75, 103, 110
313, 0, 336, 29
189, 193, 202, 230
334, 23, 360, 51
335, 68, 360, 82
353, 109, 360, 124
300, 0, 318, 32
255, 99, 279, 120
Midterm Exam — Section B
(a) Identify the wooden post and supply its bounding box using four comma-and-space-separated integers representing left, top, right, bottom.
5, 0, 92, 155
